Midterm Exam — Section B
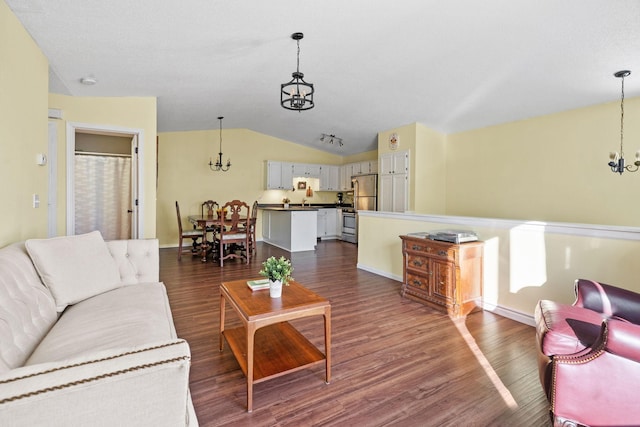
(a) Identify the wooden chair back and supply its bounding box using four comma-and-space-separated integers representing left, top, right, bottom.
202, 200, 218, 217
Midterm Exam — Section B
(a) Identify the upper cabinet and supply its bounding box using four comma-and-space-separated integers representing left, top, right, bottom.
266, 161, 294, 190
292, 163, 321, 178
267, 160, 377, 192
380, 151, 408, 175
358, 160, 378, 175
319, 166, 340, 191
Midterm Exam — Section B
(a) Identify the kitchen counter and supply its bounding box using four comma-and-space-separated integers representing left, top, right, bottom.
259, 204, 352, 211
261, 209, 318, 252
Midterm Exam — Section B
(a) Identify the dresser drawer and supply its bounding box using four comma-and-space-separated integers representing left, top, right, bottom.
406, 272, 429, 291
403, 240, 456, 261
406, 254, 429, 272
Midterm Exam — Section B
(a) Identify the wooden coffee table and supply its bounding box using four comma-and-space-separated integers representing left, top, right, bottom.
219, 278, 331, 412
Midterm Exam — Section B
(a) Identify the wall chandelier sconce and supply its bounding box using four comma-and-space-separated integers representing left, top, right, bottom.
209, 116, 231, 172
320, 133, 343, 146
608, 70, 639, 174
281, 32, 315, 111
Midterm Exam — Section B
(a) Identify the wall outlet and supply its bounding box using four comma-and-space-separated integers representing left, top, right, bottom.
33, 194, 40, 208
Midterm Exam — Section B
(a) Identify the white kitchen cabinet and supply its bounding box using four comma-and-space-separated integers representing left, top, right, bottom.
292, 163, 321, 178
380, 151, 408, 175
317, 208, 339, 240
339, 165, 351, 191
319, 165, 340, 191
266, 161, 293, 190
359, 160, 377, 175
379, 150, 409, 212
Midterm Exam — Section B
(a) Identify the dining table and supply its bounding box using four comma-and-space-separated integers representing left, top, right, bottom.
188, 213, 249, 262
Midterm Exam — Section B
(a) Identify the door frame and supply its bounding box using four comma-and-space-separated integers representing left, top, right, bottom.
48, 121, 58, 237
66, 122, 144, 238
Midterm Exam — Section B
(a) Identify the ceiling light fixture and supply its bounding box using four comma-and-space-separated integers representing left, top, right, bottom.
608, 70, 639, 174
80, 76, 97, 85
281, 32, 314, 112
320, 133, 343, 146
209, 116, 231, 172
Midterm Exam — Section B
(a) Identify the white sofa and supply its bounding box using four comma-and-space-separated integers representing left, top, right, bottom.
0, 231, 198, 426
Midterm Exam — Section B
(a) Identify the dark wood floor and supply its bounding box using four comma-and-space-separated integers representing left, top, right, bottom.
160, 240, 551, 426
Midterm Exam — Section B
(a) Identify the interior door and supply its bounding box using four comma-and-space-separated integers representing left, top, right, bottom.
73, 132, 136, 239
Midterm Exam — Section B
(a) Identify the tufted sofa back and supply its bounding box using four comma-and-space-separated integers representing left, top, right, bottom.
0, 243, 57, 372
0, 238, 160, 374
106, 239, 159, 284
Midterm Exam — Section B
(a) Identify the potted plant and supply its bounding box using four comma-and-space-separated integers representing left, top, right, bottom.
259, 256, 294, 298
282, 197, 290, 209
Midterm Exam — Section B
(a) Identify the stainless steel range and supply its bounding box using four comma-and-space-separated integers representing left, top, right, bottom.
341, 208, 357, 243
341, 174, 377, 244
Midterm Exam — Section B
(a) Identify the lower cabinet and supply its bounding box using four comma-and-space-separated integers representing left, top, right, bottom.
317, 208, 339, 240
400, 235, 483, 318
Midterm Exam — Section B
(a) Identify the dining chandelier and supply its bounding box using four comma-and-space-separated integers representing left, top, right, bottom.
281, 32, 314, 111
608, 70, 639, 174
209, 116, 231, 172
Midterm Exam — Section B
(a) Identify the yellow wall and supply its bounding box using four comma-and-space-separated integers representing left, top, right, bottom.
358, 212, 640, 319
377, 123, 447, 213
445, 99, 640, 226
48, 94, 158, 237
0, 0, 49, 246
343, 150, 378, 164
157, 129, 345, 247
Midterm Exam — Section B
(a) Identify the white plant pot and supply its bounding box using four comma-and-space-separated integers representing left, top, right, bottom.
284, 203, 290, 209
269, 279, 283, 298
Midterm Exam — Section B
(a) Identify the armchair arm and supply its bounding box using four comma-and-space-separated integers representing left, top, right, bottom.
551, 320, 640, 425
0, 340, 194, 427
574, 279, 640, 324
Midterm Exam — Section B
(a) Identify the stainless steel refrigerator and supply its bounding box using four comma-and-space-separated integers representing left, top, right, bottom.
352, 174, 377, 211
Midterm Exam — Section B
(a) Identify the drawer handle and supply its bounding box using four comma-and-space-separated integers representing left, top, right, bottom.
412, 259, 424, 267
437, 250, 447, 256
411, 244, 422, 250
411, 279, 423, 286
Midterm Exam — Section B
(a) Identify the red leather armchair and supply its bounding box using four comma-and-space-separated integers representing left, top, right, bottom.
535, 279, 640, 427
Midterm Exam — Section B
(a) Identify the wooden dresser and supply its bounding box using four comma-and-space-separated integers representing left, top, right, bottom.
400, 235, 483, 318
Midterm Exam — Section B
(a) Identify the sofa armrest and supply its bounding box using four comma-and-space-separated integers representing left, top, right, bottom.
0, 339, 196, 427
574, 279, 640, 324
106, 239, 159, 284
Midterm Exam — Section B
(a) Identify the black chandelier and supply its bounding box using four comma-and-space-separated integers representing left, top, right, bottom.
281, 32, 315, 111
608, 70, 639, 174
209, 116, 231, 172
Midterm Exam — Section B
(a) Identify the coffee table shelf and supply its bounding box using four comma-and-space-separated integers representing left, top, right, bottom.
220, 278, 331, 412
223, 322, 326, 382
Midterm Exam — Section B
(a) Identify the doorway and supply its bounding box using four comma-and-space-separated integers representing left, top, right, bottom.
66, 122, 144, 239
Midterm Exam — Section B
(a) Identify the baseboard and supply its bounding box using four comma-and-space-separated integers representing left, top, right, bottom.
357, 263, 535, 326
481, 303, 535, 326
357, 263, 403, 282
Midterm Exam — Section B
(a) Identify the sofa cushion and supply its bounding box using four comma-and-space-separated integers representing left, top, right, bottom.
0, 243, 57, 372
535, 299, 606, 356
25, 231, 121, 312
26, 282, 177, 365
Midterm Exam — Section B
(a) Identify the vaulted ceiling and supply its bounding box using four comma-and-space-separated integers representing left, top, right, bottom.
7, 0, 640, 155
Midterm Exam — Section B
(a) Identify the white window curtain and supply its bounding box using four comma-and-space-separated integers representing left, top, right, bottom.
74, 154, 131, 240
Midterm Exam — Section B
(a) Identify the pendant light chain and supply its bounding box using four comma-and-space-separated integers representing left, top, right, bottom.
620, 73, 625, 159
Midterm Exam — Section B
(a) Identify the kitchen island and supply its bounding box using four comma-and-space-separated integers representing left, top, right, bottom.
260, 207, 318, 252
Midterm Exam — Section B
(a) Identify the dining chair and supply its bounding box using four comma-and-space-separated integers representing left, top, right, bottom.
247, 200, 258, 257
175, 201, 203, 261
214, 200, 250, 266
201, 200, 218, 217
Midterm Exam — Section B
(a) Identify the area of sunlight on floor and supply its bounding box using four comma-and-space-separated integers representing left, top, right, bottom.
453, 318, 518, 409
